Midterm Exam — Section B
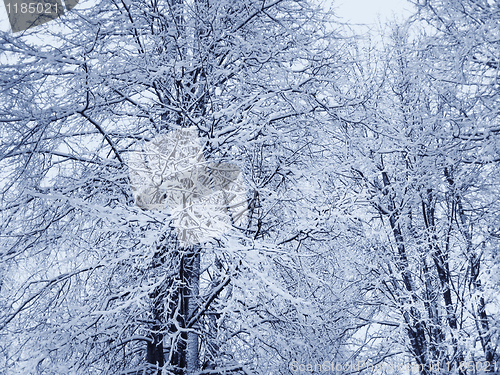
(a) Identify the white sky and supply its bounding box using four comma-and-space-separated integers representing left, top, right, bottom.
0, 0, 413, 33
1, 0, 413, 37
329, 0, 413, 30
0, 2, 10, 32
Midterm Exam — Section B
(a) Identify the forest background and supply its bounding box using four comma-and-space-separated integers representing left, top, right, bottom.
1, 0, 500, 374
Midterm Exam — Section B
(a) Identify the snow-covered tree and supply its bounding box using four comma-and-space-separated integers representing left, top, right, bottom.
324, 12, 500, 373
0, 0, 357, 374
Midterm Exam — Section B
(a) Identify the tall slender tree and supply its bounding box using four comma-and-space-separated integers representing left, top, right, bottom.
321, 15, 500, 374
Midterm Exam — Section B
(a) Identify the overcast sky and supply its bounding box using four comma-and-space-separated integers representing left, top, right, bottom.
0, 3, 9, 32
332, 0, 412, 25
1, 0, 413, 36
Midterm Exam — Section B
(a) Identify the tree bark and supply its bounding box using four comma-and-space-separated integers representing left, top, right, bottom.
186, 250, 200, 374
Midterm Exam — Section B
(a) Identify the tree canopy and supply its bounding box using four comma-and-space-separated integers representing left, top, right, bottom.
1, 0, 500, 374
